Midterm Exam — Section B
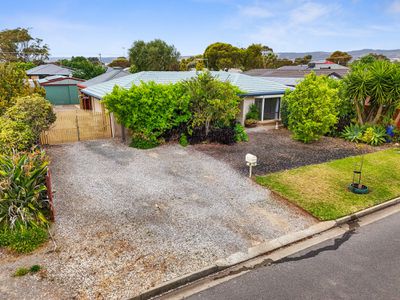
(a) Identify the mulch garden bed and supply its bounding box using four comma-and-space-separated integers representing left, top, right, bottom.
193, 128, 380, 176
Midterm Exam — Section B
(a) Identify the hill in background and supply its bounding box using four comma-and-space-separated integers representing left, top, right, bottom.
277, 49, 400, 61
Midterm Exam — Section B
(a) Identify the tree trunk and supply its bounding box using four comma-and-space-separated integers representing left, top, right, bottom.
373, 104, 383, 124
355, 99, 364, 125
394, 110, 400, 127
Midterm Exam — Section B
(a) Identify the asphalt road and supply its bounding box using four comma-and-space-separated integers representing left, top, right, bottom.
188, 212, 400, 300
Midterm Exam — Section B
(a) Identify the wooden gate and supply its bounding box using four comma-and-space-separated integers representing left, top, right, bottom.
40, 109, 112, 145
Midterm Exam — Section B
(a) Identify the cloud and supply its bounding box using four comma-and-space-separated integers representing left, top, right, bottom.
239, 5, 273, 18
289, 2, 331, 24
389, 0, 400, 13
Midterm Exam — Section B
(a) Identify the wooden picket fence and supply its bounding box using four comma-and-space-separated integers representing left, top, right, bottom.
40, 109, 112, 145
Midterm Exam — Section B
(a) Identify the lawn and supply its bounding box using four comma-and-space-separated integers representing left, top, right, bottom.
256, 148, 400, 221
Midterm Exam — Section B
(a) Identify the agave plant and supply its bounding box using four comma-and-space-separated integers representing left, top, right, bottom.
341, 124, 364, 142
362, 126, 388, 146
0, 149, 50, 228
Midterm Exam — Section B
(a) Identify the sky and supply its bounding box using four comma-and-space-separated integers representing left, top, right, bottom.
1, 0, 400, 57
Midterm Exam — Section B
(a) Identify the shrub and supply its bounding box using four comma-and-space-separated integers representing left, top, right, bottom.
245, 104, 260, 120
244, 119, 258, 128
0, 149, 50, 228
0, 226, 48, 253
179, 134, 189, 147
181, 72, 242, 136
14, 267, 30, 277
0, 117, 35, 153
342, 124, 364, 143
362, 126, 387, 146
284, 73, 341, 143
30, 265, 42, 273
5, 95, 56, 138
234, 123, 249, 142
103, 81, 191, 144
0, 63, 45, 114
129, 135, 159, 149
280, 97, 289, 128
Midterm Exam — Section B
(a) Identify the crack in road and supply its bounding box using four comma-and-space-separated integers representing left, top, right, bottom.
274, 220, 360, 265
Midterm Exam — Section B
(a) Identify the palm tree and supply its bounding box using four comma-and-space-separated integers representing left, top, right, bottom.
344, 60, 400, 125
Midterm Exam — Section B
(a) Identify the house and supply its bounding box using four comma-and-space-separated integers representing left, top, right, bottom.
77, 68, 130, 110
39, 76, 84, 105
26, 64, 73, 80
80, 71, 289, 137
244, 61, 349, 87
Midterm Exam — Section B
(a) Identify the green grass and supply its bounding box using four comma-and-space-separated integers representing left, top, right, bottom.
256, 148, 400, 221
0, 226, 48, 253
13, 265, 42, 277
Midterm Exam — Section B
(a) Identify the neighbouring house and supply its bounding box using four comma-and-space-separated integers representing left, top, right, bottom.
77, 68, 130, 110
244, 61, 349, 87
26, 63, 73, 80
39, 76, 84, 105
80, 71, 289, 137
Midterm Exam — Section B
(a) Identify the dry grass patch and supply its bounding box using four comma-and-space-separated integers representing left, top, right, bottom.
256, 148, 400, 220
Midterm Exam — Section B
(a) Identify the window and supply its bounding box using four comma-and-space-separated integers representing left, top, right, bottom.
254, 97, 281, 121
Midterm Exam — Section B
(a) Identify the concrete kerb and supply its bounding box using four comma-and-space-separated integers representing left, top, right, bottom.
131, 196, 400, 300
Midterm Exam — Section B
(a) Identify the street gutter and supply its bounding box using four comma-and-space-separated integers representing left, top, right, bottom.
131, 196, 400, 300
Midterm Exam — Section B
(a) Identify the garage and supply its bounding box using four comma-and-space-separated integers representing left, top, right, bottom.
39, 76, 84, 105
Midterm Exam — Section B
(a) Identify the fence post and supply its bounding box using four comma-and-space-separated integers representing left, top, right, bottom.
75, 111, 80, 141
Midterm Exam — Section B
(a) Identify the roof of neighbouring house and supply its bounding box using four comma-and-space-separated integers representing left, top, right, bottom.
26, 64, 73, 76
39, 75, 84, 86
77, 68, 130, 88
81, 71, 290, 99
262, 77, 303, 87
244, 68, 349, 78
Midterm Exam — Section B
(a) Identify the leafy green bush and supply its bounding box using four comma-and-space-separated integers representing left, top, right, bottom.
0, 149, 50, 228
30, 265, 42, 273
342, 124, 364, 142
280, 97, 289, 128
0, 226, 48, 253
362, 126, 387, 146
104, 72, 243, 147
0, 118, 35, 153
5, 95, 56, 138
103, 81, 191, 144
244, 119, 258, 128
234, 123, 249, 142
129, 135, 159, 149
179, 134, 189, 147
181, 72, 242, 136
14, 267, 30, 277
245, 104, 260, 120
0, 63, 45, 114
284, 73, 341, 143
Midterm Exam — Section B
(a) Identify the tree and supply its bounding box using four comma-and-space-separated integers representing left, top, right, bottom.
326, 51, 352, 66
181, 72, 242, 136
0, 63, 44, 114
294, 55, 312, 65
128, 39, 180, 72
0, 28, 49, 63
59, 56, 106, 80
356, 53, 389, 65
241, 44, 265, 70
203, 42, 242, 70
284, 73, 341, 143
108, 57, 130, 68
343, 60, 400, 125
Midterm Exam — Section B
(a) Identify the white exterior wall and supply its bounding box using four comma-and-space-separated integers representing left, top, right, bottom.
92, 97, 103, 113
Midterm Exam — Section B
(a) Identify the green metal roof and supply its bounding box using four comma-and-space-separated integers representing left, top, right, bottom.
81, 71, 289, 99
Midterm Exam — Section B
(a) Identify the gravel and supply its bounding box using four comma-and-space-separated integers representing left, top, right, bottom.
194, 128, 379, 176
0, 139, 314, 299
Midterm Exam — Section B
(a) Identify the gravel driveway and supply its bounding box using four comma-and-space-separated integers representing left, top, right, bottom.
0, 140, 314, 299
